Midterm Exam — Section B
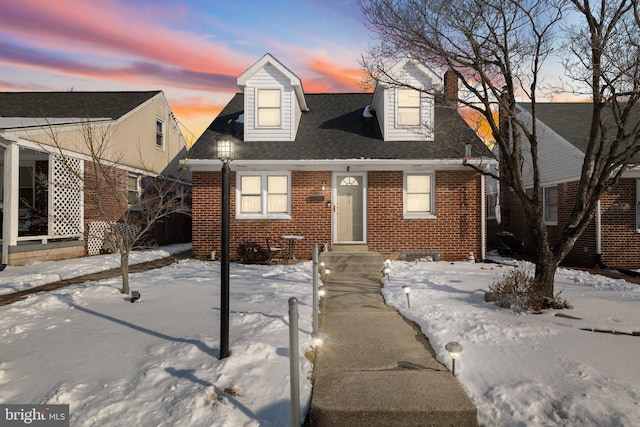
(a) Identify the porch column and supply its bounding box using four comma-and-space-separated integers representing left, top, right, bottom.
2, 143, 19, 263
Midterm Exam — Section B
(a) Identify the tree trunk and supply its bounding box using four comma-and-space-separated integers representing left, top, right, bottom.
120, 251, 130, 294
533, 247, 557, 298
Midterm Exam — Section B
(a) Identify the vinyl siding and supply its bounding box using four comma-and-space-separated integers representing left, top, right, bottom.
379, 63, 436, 142
243, 64, 297, 141
517, 108, 585, 188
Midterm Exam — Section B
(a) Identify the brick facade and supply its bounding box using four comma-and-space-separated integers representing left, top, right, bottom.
84, 162, 192, 250
192, 169, 483, 262
497, 178, 640, 269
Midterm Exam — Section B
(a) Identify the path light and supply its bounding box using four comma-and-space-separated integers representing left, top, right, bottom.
402, 284, 412, 308
384, 259, 391, 267
383, 266, 391, 284
318, 285, 327, 313
322, 267, 331, 284
318, 285, 326, 298
130, 291, 141, 303
312, 331, 327, 347
445, 341, 463, 376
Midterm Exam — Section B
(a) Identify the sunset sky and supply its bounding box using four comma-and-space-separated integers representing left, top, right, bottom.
0, 0, 371, 144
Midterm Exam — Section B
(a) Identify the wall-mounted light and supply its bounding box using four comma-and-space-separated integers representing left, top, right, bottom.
445, 341, 463, 376
321, 180, 327, 191
402, 284, 411, 308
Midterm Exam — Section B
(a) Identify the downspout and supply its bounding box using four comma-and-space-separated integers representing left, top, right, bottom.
595, 199, 607, 269
480, 173, 486, 260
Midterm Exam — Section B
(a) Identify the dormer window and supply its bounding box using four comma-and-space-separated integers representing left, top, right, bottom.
257, 89, 281, 127
397, 88, 421, 126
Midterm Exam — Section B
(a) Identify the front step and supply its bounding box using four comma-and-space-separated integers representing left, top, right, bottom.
319, 251, 384, 274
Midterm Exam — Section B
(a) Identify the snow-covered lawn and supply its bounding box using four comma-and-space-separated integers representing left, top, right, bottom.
0, 246, 314, 427
1, 246, 639, 426
383, 257, 640, 426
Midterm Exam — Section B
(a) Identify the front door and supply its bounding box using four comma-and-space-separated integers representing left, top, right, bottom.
333, 173, 366, 243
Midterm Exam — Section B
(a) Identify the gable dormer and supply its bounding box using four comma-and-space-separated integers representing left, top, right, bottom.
237, 53, 308, 142
370, 58, 442, 142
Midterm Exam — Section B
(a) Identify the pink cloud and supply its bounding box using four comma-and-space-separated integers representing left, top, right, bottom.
304, 57, 367, 93
0, 0, 249, 76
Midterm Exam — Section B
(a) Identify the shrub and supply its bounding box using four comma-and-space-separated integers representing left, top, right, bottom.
489, 268, 572, 313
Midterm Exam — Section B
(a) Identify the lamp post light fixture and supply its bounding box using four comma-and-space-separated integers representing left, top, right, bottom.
445, 341, 463, 376
402, 284, 412, 308
217, 134, 236, 360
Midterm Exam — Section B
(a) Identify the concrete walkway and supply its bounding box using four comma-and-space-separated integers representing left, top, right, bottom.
308, 271, 477, 426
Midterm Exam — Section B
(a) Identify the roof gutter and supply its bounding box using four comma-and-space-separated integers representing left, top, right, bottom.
185, 157, 491, 172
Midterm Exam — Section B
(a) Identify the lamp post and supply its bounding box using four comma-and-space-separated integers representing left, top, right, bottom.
217, 134, 235, 360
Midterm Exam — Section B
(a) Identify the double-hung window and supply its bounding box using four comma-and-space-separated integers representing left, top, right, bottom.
487, 193, 497, 219
257, 89, 281, 127
238, 172, 290, 219
397, 88, 421, 126
155, 118, 165, 149
128, 174, 141, 206
544, 186, 558, 224
404, 173, 435, 219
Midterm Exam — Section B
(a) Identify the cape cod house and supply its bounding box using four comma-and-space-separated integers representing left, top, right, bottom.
491, 102, 640, 270
187, 54, 492, 262
0, 91, 191, 266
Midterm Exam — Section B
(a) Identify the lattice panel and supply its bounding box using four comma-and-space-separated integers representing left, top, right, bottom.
50, 155, 84, 237
87, 221, 142, 256
87, 221, 111, 255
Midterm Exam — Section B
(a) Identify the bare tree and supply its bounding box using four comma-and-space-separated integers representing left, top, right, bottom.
41, 119, 191, 295
361, 0, 640, 297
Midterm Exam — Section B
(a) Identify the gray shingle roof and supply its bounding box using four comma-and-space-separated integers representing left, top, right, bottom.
189, 93, 488, 161
520, 102, 640, 154
0, 91, 161, 120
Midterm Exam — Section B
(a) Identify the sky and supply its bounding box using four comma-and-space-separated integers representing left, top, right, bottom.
0, 0, 371, 145
0, 245, 638, 425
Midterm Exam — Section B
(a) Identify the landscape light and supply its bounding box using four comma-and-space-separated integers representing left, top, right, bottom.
312, 331, 327, 347
318, 286, 326, 298
402, 284, 411, 308
383, 266, 391, 284
130, 291, 141, 303
445, 341, 463, 376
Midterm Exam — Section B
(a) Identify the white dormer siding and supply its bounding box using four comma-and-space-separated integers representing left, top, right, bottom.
371, 59, 440, 142
238, 54, 307, 142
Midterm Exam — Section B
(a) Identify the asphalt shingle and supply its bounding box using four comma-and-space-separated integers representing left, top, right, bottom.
189, 93, 488, 161
0, 91, 161, 120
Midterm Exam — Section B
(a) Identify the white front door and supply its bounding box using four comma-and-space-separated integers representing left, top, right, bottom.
333, 173, 366, 243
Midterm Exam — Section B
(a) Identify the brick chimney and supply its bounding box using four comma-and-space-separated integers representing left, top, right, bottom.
444, 68, 458, 108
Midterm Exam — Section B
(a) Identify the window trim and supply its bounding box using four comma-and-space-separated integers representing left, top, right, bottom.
487, 193, 497, 220
256, 88, 282, 128
543, 185, 558, 225
396, 87, 422, 127
155, 118, 165, 150
127, 174, 141, 207
236, 171, 291, 219
403, 172, 435, 219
